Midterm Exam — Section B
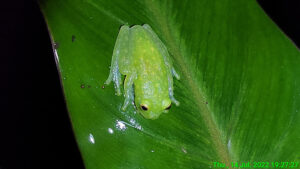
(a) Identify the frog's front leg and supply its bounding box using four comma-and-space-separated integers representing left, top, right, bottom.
122, 73, 136, 111
105, 26, 130, 95
167, 71, 180, 106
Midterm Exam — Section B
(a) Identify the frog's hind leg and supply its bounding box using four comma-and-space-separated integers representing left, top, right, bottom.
105, 25, 130, 96
122, 73, 136, 111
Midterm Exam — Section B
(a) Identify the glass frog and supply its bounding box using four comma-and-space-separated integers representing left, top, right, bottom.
105, 24, 180, 119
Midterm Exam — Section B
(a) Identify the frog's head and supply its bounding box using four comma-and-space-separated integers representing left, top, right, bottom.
135, 97, 172, 120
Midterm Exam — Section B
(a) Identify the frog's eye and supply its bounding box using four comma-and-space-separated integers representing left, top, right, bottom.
140, 104, 148, 111
165, 104, 172, 110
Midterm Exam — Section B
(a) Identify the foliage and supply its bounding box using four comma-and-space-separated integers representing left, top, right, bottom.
40, 0, 300, 168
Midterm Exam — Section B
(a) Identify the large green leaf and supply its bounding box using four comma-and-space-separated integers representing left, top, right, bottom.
39, 0, 300, 168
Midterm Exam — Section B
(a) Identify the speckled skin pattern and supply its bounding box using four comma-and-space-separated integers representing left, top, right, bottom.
105, 24, 180, 119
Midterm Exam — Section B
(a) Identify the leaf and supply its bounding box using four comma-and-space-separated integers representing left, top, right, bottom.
39, 0, 300, 168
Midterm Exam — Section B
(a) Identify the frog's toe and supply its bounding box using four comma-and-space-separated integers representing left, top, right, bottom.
174, 100, 180, 106
172, 68, 180, 80
104, 76, 112, 85
174, 74, 180, 80
115, 86, 121, 96
121, 105, 127, 111
171, 97, 180, 106
121, 101, 129, 111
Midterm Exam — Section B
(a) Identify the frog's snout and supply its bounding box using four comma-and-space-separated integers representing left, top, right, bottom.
140, 111, 161, 120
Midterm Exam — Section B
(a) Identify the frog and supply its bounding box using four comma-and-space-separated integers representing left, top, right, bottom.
105, 24, 180, 119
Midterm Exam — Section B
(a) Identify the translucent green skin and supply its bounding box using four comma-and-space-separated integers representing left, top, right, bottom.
105, 24, 180, 119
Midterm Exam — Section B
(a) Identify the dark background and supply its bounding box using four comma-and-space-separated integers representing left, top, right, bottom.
0, 0, 299, 169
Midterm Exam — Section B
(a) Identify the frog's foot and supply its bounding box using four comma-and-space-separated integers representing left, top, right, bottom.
170, 95, 180, 106
121, 74, 135, 110
172, 67, 180, 80
105, 67, 122, 96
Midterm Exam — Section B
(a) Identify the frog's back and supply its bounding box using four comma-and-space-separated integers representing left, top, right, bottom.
130, 26, 169, 100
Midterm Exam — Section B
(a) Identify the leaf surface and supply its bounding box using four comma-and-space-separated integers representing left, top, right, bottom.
39, 0, 300, 168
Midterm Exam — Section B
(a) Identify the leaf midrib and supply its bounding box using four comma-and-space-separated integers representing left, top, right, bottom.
145, 0, 232, 167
